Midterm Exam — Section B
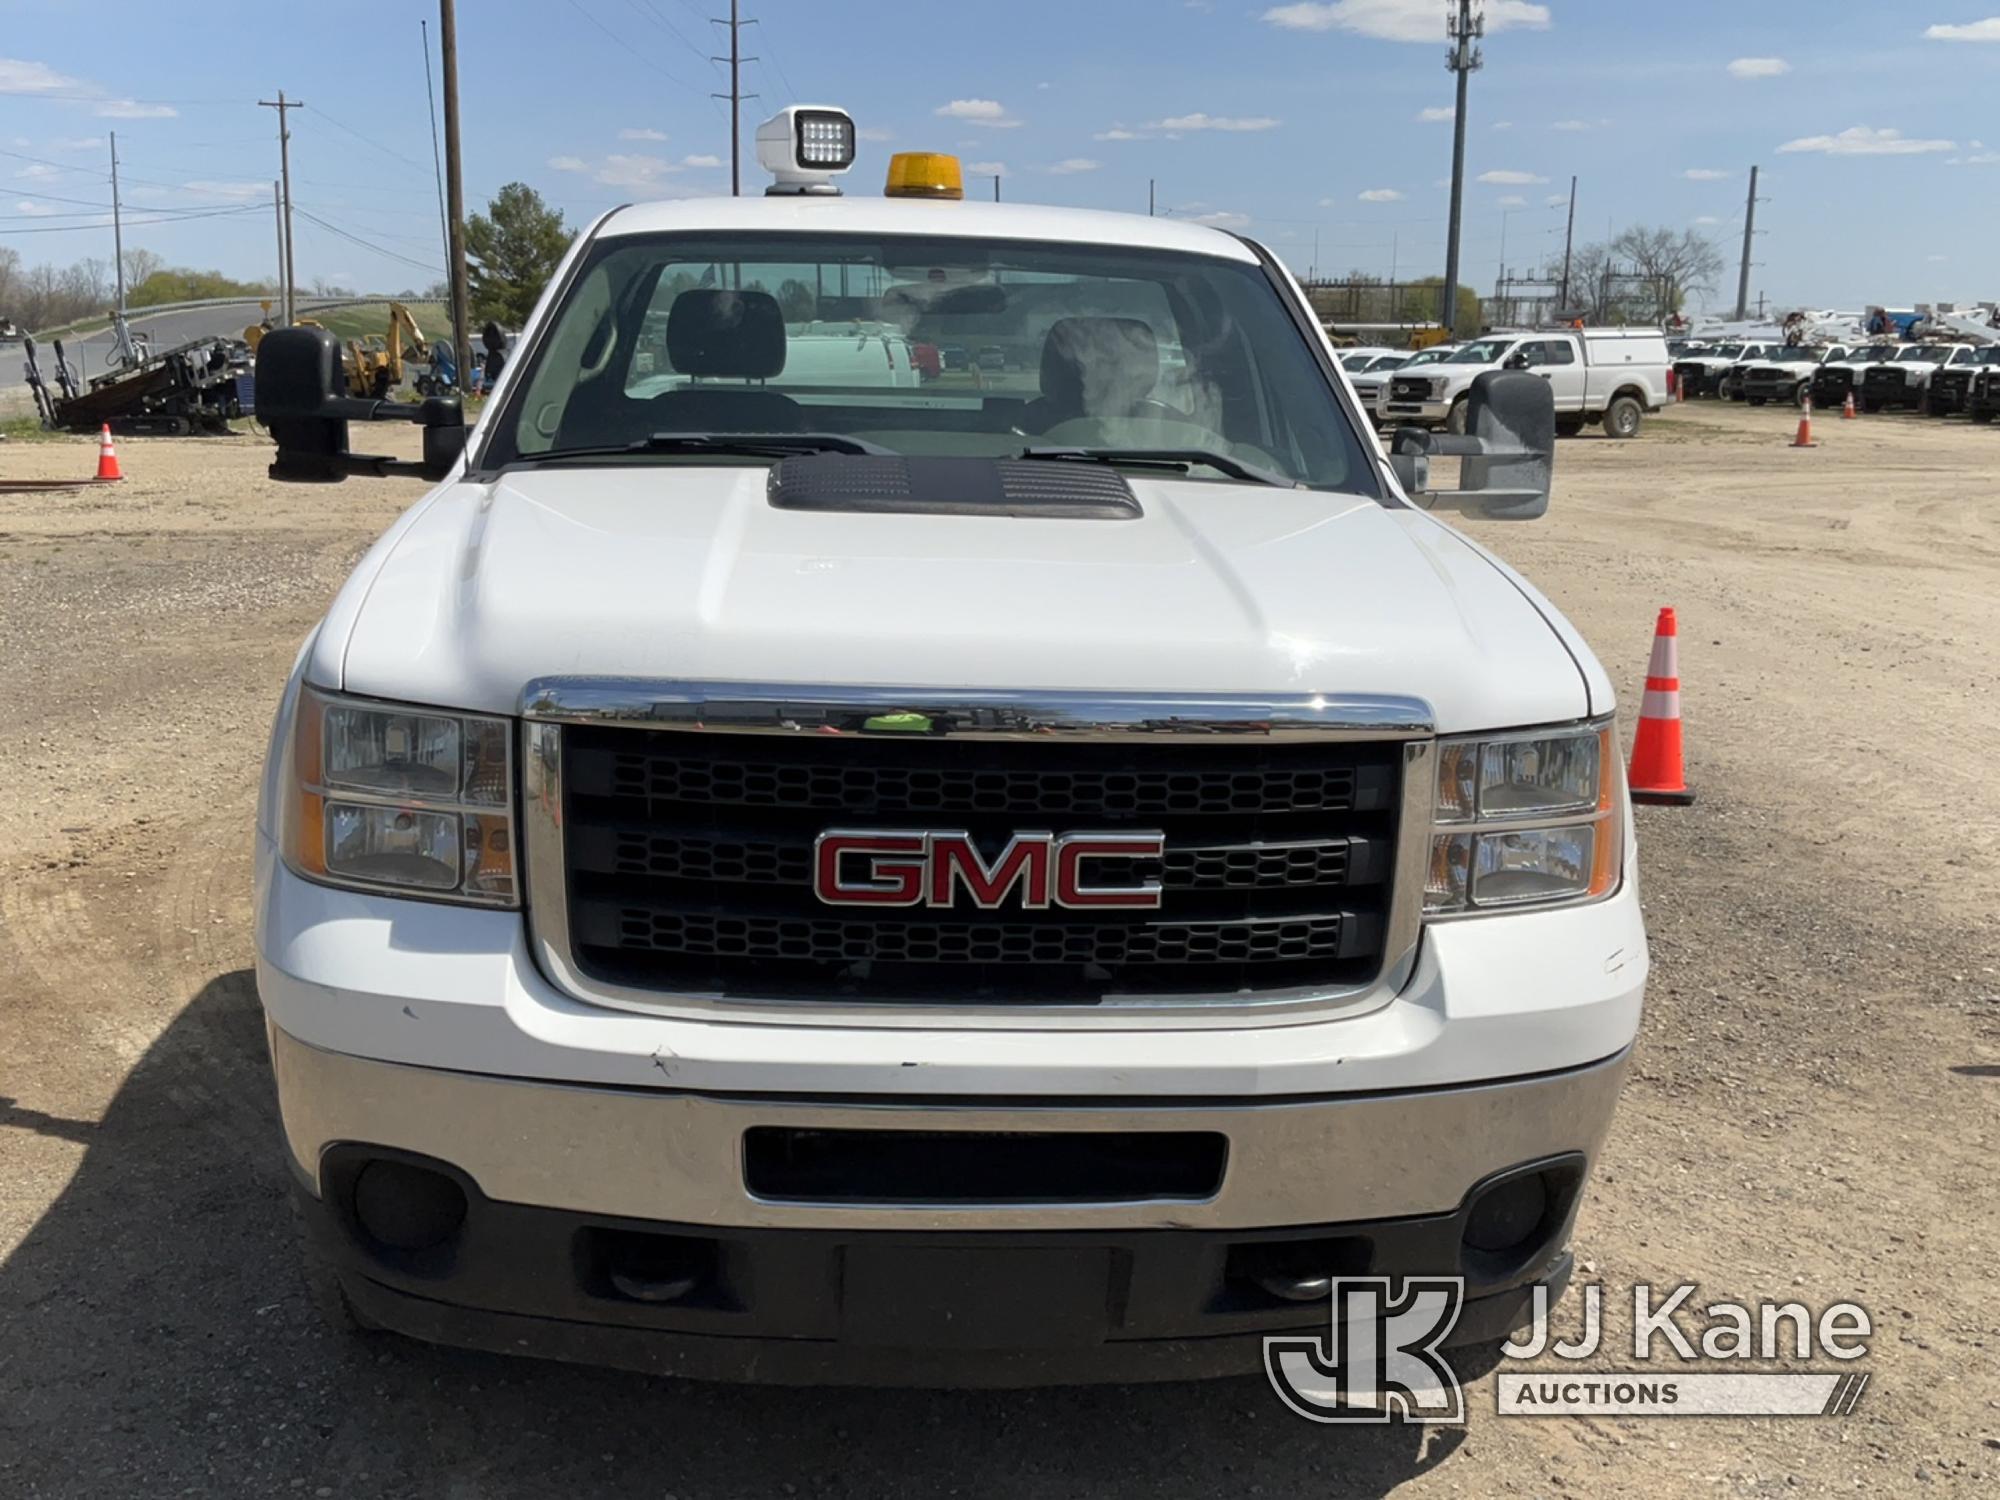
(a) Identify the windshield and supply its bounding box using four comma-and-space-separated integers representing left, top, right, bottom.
1851, 346, 1897, 362
1897, 346, 1947, 362
485, 231, 1373, 491
1404, 347, 1451, 366
1447, 339, 1514, 364
1340, 352, 1381, 371
1769, 346, 1816, 362
1711, 343, 1745, 359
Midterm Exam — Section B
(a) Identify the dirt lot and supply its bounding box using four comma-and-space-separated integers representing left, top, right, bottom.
1, 403, 1995, 1497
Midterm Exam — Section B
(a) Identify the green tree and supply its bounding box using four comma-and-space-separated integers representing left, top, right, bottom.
465, 183, 569, 326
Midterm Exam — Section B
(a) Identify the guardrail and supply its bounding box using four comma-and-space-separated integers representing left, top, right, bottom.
25, 295, 415, 342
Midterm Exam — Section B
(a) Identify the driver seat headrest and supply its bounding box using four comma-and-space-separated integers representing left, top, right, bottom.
667, 289, 786, 379
1038, 316, 1160, 415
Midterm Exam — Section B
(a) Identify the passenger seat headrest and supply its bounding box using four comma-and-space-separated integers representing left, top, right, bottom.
1039, 316, 1160, 413
667, 289, 787, 379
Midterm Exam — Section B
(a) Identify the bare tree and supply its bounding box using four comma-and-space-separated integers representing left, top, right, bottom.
121, 247, 166, 289
1609, 225, 1724, 315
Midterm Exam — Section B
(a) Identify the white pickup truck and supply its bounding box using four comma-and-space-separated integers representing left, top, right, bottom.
248, 108, 1645, 1387
1737, 345, 1851, 408
1380, 328, 1671, 438
1857, 343, 1983, 413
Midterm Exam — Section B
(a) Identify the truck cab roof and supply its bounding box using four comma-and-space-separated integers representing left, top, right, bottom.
597, 195, 1260, 262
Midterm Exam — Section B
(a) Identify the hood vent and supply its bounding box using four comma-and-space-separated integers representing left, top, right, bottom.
768, 454, 1140, 520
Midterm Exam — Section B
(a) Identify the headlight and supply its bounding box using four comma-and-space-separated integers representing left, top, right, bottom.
281, 687, 517, 907
1424, 720, 1623, 916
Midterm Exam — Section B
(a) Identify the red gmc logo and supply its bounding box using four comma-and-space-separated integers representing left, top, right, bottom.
813, 829, 1166, 910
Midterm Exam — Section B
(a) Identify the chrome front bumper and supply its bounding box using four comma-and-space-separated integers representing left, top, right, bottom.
271, 1025, 1631, 1232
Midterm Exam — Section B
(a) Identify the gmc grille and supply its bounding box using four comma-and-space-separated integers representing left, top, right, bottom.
554, 726, 1405, 1004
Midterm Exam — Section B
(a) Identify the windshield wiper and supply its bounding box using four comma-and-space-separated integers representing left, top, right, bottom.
1015, 446, 1300, 489
513, 432, 894, 466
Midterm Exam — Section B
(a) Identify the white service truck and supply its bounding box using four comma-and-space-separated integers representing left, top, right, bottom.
1379, 328, 1671, 438
249, 108, 1646, 1386
1857, 343, 1982, 413
1737, 345, 1851, 408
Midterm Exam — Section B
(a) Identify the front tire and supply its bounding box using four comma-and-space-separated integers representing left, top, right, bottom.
1603, 395, 1643, 439
1445, 395, 1469, 435
1555, 416, 1586, 439
1748, 396, 1768, 408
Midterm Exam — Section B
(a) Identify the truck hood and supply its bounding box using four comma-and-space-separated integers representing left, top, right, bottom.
325, 466, 1591, 733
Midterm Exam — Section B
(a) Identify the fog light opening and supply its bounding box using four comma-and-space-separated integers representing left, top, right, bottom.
1463, 1171, 1550, 1255
1226, 1235, 1371, 1306
583, 1228, 729, 1309
351, 1159, 468, 1253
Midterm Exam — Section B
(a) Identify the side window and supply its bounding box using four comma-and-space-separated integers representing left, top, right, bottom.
1539, 340, 1577, 366
1512, 342, 1545, 367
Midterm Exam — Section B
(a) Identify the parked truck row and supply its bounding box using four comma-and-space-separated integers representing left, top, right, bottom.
1673, 336, 2000, 418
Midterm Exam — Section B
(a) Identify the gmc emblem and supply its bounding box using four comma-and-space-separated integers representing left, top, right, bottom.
813, 829, 1166, 910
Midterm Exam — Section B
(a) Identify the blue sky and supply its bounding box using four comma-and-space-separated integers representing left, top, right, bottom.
4, 1, 1998, 311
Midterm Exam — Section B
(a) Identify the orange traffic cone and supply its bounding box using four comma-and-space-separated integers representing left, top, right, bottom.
1841, 390, 1857, 420
1629, 607, 1695, 806
1790, 394, 1816, 448
94, 424, 123, 482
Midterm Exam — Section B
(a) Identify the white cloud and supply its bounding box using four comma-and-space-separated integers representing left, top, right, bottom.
95, 99, 176, 118
619, 127, 668, 142
1727, 56, 1791, 79
1692, 215, 1721, 225
1545, 193, 1568, 206
965, 160, 1009, 178
935, 98, 1021, 128
0, 57, 79, 92
857, 126, 895, 143
13, 199, 57, 216
1477, 169, 1548, 184
1187, 209, 1250, 229
548, 155, 588, 172
14, 162, 58, 180
1152, 112, 1280, 132
1925, 18, 2000, 41
181, 180, 264, 199
1261, 0, 1549, 42
1927, 253, 1949, 262
1492, 120, 1515, 131
681, 153, 721, 168
1357, 187, 1404, 202
1094, 127, 1146, 141
1681, 167, 1730, 180
1416, 106, 1454, 123
1497, 194, 1527, 206
1550, 119, 1596, 132
1778, 125, 1955, 157
596, 153, 679, 188
1945, 151, 2000, 166
48, 135, 103, 152
1047, 158, 1100, 174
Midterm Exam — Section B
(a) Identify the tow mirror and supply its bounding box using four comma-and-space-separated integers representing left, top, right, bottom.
1387, 368, 1554, 520
257, 325, 467, 483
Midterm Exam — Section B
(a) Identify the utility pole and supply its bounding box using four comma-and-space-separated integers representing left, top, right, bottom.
439, 0, 472, 383
992, 174, 1001, 202
272, 182, 286, 309
1441, 0, 1483, 339
711, 0, 758, 197
257, 90, 303, 324
1559, 173, 1577, 310
1148, 179, 1155, 216
1734, 164, 1760, 322
108, 132, 126, 314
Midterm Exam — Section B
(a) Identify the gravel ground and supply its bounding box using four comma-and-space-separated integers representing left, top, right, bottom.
0, 406, 1995, 1498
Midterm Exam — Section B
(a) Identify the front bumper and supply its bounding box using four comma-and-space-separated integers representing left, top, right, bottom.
1381, 397, 1451, 424
276, 1026, 1624, 1383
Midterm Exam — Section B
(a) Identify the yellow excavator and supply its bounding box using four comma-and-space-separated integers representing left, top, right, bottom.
245, 301, 444, 398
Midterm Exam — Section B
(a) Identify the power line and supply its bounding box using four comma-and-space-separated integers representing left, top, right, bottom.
630, 0, 711, 62
0, 205, 262, 237
304, 104, 434, 176
564, 0, 698, 91
292, 206, 447, 275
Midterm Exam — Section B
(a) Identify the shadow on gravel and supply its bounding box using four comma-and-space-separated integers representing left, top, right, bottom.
1, 971, 1466, 1498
